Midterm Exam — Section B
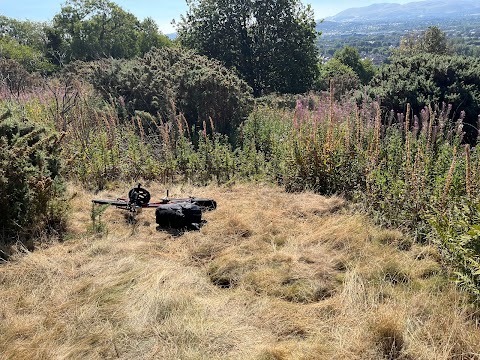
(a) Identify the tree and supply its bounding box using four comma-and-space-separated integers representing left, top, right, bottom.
177, 0, 319, 96
397, 26, 449, 56
138, 18, 172, 55
0, 16, 53, 72
317, 58, 361, 99
51, 0, 171, 62
423, 26, 448, 55
0, 37, 53, 73
0, 16, 47, 51
333, 46, 375, 85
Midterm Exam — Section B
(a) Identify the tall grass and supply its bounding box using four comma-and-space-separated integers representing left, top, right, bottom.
2, 80, 480, 298
1, 82, 473, 213
243, 96, 480, 298
247, 96, 472, 237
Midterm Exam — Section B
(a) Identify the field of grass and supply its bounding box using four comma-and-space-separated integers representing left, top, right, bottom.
1, 182, 479, 359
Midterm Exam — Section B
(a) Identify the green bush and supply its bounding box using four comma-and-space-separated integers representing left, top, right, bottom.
0, 37, 54, 74
0, 110, 66, 243
369, 54, 480, 143
83, 48, 253, 137
431, 201, 480, 300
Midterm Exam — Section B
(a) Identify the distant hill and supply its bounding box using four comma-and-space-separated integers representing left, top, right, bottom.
326, 0, 480, 22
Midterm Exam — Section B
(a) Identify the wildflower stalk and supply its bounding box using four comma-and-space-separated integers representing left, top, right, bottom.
374, 102, 381, 161
427, 105, 434, 151
405, 103, 411, 170
325, 80, 334, 154
465, 144, 472, 200
442, 147, 457, 210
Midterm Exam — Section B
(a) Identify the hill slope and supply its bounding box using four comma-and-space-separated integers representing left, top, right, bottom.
327, 0, 480, 22
0, 183, 479, 359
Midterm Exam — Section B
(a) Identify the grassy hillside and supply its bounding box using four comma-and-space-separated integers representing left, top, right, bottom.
1, 183, 479, 359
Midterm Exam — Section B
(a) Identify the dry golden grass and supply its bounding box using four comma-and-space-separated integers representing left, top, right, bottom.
0, 182, 479, 359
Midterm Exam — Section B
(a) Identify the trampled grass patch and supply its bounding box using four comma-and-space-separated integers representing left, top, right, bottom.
0, 183, 479, 359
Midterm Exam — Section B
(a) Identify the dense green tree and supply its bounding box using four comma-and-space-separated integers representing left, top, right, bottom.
333, 46, 375, 84
178, 0, 319, 96
0, 37, 53, 73
317, 58, 361, 98
0, 16, 47, 51
138, 18, 172, 55
0, 16, 53, 72
423, 26, 448, 55
50, 0, 171, 62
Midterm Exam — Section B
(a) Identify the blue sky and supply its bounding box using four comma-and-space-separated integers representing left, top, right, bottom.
0, 0, 413, 34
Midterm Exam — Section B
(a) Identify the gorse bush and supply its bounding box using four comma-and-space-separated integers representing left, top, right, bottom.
369, 53, 480, 144
0, 109, 66, 244
82, 47, 253, 137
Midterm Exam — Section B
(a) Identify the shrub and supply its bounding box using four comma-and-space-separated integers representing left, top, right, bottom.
83, 48, 253, 137
430, 202, 480, 300
85, 57, 176, 124
0, 109, 66, 244
369, 54, 480, 143
0, 59, 35, 96
0, 36, 54, 74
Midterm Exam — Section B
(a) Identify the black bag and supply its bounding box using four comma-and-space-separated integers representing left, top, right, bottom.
155, 202, 203, 230
190, 198, 217, 211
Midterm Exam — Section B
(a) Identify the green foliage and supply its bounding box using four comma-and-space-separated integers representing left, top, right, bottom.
0, 37, 53, 73
178, 0, 319, 96
137, 18, 172, 55
63, 120, 162, 190
89, 203, 108, 234
50, 0, 171, 62
361, 58, 376, 84
317, 58, 361, 98
84, 47, 253, 136
333, 46, 375, 84
369, 54, 480, 143
431, 202, 480, 300
0, 109, 66, 242
239, 106, 292, 180
160, 48, 254, 136
397, 26, 449, 56
423, 26, 449, 55
0, 16, 47, 51
239, 96, 472, 246
280, 96, 369, 195
85, 57, 174, 121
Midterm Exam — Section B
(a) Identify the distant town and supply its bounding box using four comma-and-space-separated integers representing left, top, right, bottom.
317, 17, 480, 64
